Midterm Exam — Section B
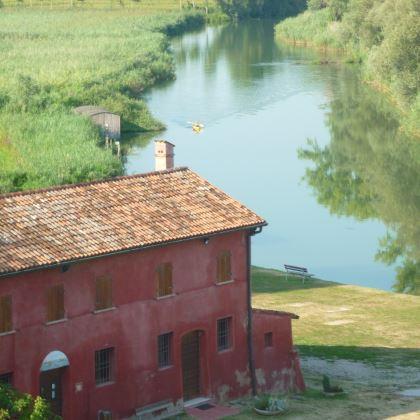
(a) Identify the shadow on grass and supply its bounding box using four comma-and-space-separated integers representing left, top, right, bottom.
251, 265, 339, 293
297, 344, 420, 368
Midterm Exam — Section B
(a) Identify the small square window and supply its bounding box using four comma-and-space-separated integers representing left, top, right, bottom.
158, 333, 173, 368
0, 372, 12, 386
217, 317, 232, 351
95, 348, 114, 385
264, 332, 273, 348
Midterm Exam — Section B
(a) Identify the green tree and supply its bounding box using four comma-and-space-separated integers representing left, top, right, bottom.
0, 384, 59, 420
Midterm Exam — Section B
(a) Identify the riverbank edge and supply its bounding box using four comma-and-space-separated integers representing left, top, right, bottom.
274, 11, 419, 139
0, 11, 206, 193
251, 266, 420, 362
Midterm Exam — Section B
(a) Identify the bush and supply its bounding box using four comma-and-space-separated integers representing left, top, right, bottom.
0, 383, 59, 419
275, 0, 419, 127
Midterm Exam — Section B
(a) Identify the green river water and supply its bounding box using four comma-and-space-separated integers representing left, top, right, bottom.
124, 21, 419, 292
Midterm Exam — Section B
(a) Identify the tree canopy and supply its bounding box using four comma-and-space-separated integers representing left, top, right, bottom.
0, 384, 58, 420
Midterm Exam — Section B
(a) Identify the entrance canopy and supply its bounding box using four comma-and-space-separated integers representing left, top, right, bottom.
40, 351, 69, 372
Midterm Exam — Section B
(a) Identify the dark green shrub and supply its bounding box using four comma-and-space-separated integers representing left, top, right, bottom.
0, 383, 59, 419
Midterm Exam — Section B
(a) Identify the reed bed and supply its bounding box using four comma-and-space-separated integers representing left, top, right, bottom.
0, 9, 205, 192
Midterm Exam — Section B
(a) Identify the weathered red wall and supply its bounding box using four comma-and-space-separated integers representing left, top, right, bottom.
0, 231, 303, 419
0, 231, 253, 419
252, 309, 305, 393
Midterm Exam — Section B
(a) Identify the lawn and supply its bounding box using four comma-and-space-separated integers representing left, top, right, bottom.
220, 267, 420, 419
252, 266, 420, 363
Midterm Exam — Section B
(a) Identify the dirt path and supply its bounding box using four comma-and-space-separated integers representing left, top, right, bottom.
224, 357, 420, 419
294, 357, 420, 419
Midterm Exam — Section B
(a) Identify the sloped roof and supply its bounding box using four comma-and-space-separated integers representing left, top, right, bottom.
0, 168, 266, 276
74, 105, 118, 117
253, 308, 299, 320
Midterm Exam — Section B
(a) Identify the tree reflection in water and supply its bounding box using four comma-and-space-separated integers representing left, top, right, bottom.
299, 72, 420, 294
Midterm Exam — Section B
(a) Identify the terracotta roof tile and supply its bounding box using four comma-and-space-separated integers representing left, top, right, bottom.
0, 168, 265, 276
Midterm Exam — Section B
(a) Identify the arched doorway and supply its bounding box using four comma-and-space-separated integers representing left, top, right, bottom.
39, 351, 69, 416
181, 331, 202, 401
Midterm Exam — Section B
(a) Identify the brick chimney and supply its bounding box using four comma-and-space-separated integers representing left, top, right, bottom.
155, 140, 175, 171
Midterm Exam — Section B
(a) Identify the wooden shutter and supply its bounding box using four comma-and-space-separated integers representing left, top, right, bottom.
0, 295, 12, 333
157, 263, 173, 297
47, 285, 64, 322
96, 276, 113, 311
217, 251, 231, 283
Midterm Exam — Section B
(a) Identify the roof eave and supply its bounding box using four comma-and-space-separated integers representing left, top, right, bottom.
0, 221, 267, 279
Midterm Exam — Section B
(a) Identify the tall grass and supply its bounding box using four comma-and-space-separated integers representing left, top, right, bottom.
0, 0, 215, 11
276, 9, 345, 49
0, 9, 205, 192
0, 112, 122, 193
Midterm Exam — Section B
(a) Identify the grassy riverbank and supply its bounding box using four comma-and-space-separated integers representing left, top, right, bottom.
235, 266, 420, 419
275, 1, 419, 136
0, 9, 205, 193
252, 267, 420, 364
0, 0, 215, 11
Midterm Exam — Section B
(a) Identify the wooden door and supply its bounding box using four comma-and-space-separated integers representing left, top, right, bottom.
181, 331, 200, 400
40, 369, 63, 416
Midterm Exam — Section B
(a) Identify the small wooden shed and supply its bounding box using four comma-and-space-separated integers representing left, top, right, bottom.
74, 106, 120, 139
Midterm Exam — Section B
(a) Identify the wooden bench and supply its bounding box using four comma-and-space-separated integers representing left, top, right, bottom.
284, 264, 314, 284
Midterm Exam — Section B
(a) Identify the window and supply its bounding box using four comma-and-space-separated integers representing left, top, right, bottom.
0, 372, 12, 386
158, 332, 173, 368
95, 276, 113, 311
0, 295, 12, 334
156, 263, 173, 298
264, 332, 273, 348
47, 285, 65, 322
217, 251, 232, 283
95, 348, 114, 385
217, 317, 232, 351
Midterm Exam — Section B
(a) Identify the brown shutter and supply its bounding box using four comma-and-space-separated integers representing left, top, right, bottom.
96, 276, 112, 310
157, 263, 173, 297
105, 277, 112, 308
47, 285, 64, 322
57, 284, 64, 320
165, 263, 173, 295
225, 252, 231, 281
217, 251, 231, 283
217, 254, 222, 283
156, 265, 161, 297
0, 295, 12, 333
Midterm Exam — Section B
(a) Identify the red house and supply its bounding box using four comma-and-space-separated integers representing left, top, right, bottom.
0, 141, 304, 419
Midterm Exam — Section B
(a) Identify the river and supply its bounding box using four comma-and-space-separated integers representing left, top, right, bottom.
124, 21, 419, 292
